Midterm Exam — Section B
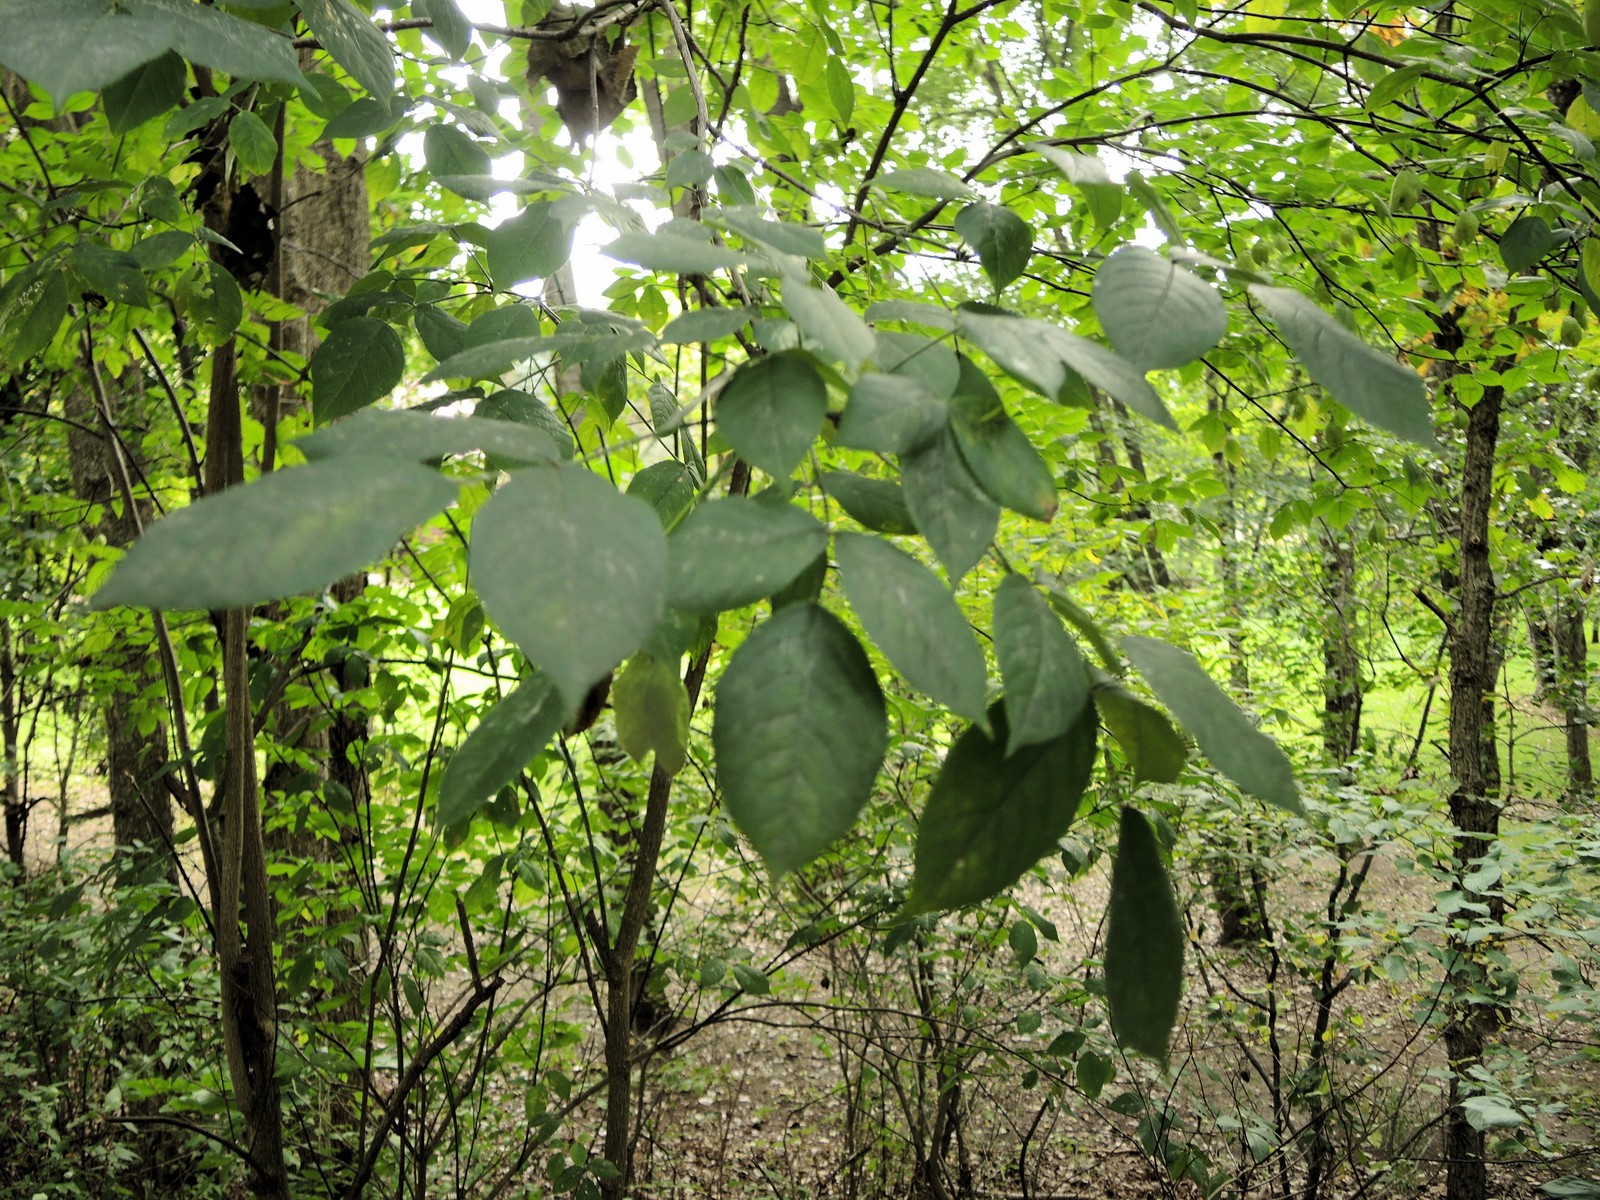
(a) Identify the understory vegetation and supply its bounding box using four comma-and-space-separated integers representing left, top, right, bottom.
3, 0, 1600, 1196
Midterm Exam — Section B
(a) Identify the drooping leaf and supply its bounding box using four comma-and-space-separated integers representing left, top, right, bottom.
992, 575, 1089, 755
299, 0, 395, 97
486, 202, 573, 290
1121, 636, 1301, 814
835, 372, 947, 456
1105, 806, 1184, 1062
437, 672, 564, 827
295, 409, 556, 465
666, 496, 829, 612
415, 0, 472, 59
1092, 681, 1187, 784
1009, 919, 1038, 967
954, 202, 1033, 291
714, 208, 828, 259
228, 110, 278, 176
715, 351, 828, 479
71, 244, 148, 308
873, 168, 974, 200
628, 461, 699, 527
781, 278, 876, 369
1033, 144, 1122, 230
661, 307, 753, 344
0, 0, 304, 108
0, 268, 68, 366
818, 471, 916, 535
874, 330, 960, 396
713, 604, 887, 877
949, 380, 1058, 521
904, 702, 1097, 914
470, 465, 666, 707
92, 459, 457, 610
1498, 214, 1554, 275
1249, 285, 1432, 446
1092, 245, 1227, 371
613, 653, 691, 775
311, 317, 405, 423
413, 305, 469, 363
604, 231, 744, 274
836, 532, 990, 726
102, 51, 186, 133
476, 389, 575, 460
423, 123, 491, 177
900, 427, 998, 582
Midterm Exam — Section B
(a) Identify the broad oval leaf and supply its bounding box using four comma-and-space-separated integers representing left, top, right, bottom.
92, 459, 457, 610
661, 307, 753, 345
613, 653, 691, 776
713, 604, 887, 877
1092, 245, 1227, 371
1121, 635, 1301, 814
950, 385, 1058, 521
295, 409, 556, 465
1499, 214, 1554, 275
781, 279, 875, 369
299, 0, 395, 97
900, 427, 998, 583
437, 672, 564, 828
423, 123, 490, 177
604, 231, 744, 274
486, 202, 573, 290
228, 110, 277, 176
716, 351, 828, 479
904, 702, 1097, 915
666, 496, 829, 612
715, 208, 827, 258
873, 167, 974, 200
1105, 806, 1184, 1062
818, 471, 916, 534
311, 316, 405, 424
836, 372, 947, 455
471, 466, 667, 707
992, 575, 1088, 755
415, 0, 472, 59
954, 202, 1032, 291
1092, 681, 1186, 784
103, 50, 185, 134
836, 532, 990, 726
1249, 285, 1432, 446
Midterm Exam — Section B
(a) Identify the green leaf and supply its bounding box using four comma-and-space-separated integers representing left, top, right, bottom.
818, 471, 916, 535
661, 307, 753, 344
873, 168, 974, 200
954, 202, 1032, 291
836, 372, 947, 456
1105, 806, 1184, 1063
628, 461, 699, 527
1249, 285, 1432, 446
900, 427, 998, 583
1366, 61, 1427, 110
825, 54, 854, 124
311, 317, 405, 423
424, 124, 490, 177
604, 231, 744, 274
423, 329, 656, 383
713, 603, 887, 877
1008, 919, 1038, 967
666, 496, 829, 612
0, 269, 68, 366
129, 231, 194, 270
1460, 1096, 1526, 1132
470, 465, 667, 707
729, 962, 771, 995
437, 672, 564, 827
714, 208, 827, 259
1092, 245, 1226, 371
1076, 1050, 1114, 1098
781, 277, 876, 369
835, 532, 990, 726
904, 702, 1097, 914
71, 244, 148, 308
716, 351, 828, 479
613, 654, 691, 775
1121, 636, 1301, 814
874, 330, 960, 396
415, 0, 472, 59
955, 308, 1175, 428
323, 95, 402, 139
295, 409, 556, 465
0, 0, 304, 109
1126, 173, 1183, 244
950, 379, 1058, 521
1032, 145, 1122, 231
992, 575, 1089, 756
414, 305, 469, 363
103, 51, 185, 134
477, 389, 574, 461
228, 110, 278, 176
1092, 681, 1186, 784
299, 0, 395, 96
92, 459, 457, 610
486, 202, 573, 290
1499, 215, 1554, 275
664, 148, 715, 189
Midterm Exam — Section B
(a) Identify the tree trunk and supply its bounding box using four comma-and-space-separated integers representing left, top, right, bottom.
1320, 528, 1363, 767
2, 618, 24, 868
1555, 592, 1592, 801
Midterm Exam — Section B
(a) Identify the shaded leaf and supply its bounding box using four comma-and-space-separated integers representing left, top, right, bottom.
415, 0, 472, 59
604, 231, 744, 274
818, 471, 916, 534
666, 496, 829, 611
836, 372, 947, 456
300, 0, 395, 97
437, 672, 564, 827
1092, 681, 1186, 784
103, 50, 185, 134
713, 604, 887, 876
661, 307, 753, 344
836, 532, 990, 725
295, 409, 556, 464
874, 168, 974, 199
93, 459, 457, 610
614, 654, 691, 775
716, 351, 828, 479
992, 575, 1089, 755
486, 202, 573, 290
1105, 807, 1184, 1062
715, 208, 827, 259
1121, 636, 1301, 814
423, 123, 490, 177
781, 277, 875, 369
954, 202, 1032, 291
471, 466, 666, 706
905, 702, 1097, 914
311, 317, 405, 423
950, 375, 1058, 521
901, 427, 998, 583
1092, 245, 1226, 371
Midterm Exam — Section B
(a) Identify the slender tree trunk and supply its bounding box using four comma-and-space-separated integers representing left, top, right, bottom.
1556, 591, 1592, 801
2, 619, 24, 868
1320, 528, 1363, 766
